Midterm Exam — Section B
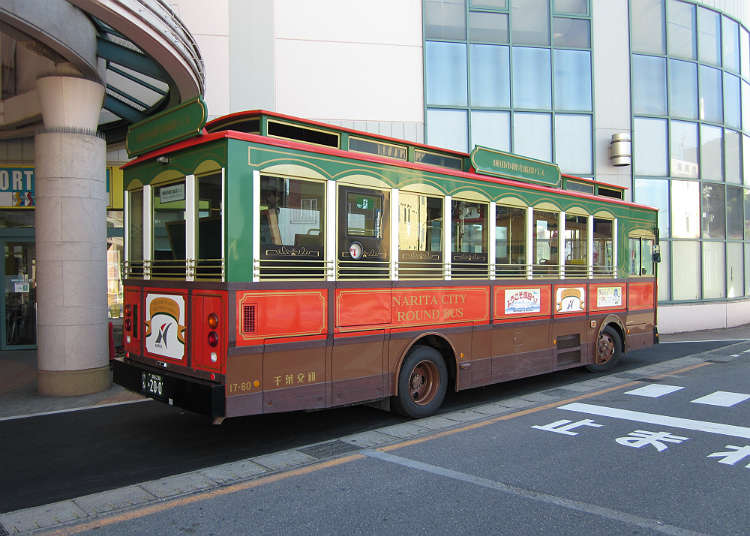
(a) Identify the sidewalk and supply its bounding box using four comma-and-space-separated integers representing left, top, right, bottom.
0, 324, 748, 421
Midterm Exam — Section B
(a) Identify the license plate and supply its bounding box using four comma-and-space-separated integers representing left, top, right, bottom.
141, 372, 164, 398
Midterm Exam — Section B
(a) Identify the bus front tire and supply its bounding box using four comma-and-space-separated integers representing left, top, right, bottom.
586, 326, 622, 372
392, 345, 447, 419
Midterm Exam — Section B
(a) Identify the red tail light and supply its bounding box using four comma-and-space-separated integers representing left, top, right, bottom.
125, 305, 132, 317
125, 318, 132, 331
208, 331, 219, 347
208, 313, 219, 329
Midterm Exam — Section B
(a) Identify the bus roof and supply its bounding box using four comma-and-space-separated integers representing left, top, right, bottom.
124, 110, 654, 212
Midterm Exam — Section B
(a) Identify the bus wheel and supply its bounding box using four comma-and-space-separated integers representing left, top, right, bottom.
586, 326, 622, 372
393, 345, 447, 418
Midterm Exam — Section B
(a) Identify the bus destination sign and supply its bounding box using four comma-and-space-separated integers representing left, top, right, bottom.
126, 96, 207, 158
470, 145, 560, 188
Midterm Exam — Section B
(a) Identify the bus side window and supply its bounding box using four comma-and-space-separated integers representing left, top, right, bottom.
337, 185, 390, 279
257, 174, 326, 280
629, 237, 655, 277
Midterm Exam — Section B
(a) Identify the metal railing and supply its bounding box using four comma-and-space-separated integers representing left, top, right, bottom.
336, 260, 391, 280
254, 258, 331, 281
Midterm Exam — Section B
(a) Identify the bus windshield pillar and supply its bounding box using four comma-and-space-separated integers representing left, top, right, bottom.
143, 184, 152, 280
443, 195, 451, 280
390, 188, 399, 281
558, 211, 566, 280
526, 206, 533, 280
326, 179, 336, 281
185, 174, 196, 281
587, 215, 594, 279
488, 202, 496, 280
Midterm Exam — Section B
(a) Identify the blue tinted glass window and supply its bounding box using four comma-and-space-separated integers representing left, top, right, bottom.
554, 0, 587, 15
670, 120, 698, 178
700, 124, 723, 181
742, 81, 750, 133
699, 65, 723, 123
424, 0, 467, 41
552, 18, 590, 48
632, 55, 667, 115
634, 117, 668, 176
513, 112, 551, 161
631, 0, 665, 54
471, 110, 510, 151
511, 0, 549, 46
698, 7, 721, 65
425, 42, 468, 106
724, 73, 741, 129
669, 59, 697, 119
470, 44, 510, 107
426, 109, 468, 152
667, 0, 695, 59
512, 47, 551, 109
722, 16, 740, 72
554, 114, 592, 174
554, 50, 591, 111
634, 178, 670, 236
469, 11, 508, 43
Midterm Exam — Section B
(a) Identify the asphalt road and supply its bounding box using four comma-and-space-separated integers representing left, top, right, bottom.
0, 340, 733, 515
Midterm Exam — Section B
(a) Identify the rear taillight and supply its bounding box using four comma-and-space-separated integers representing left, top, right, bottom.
125, 305, 132, 317
125, 318, 132, 331
208, 313, 219, 329
208, 331, 219, 347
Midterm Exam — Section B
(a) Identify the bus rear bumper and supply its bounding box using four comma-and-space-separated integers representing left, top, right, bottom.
111, 358, 225, 420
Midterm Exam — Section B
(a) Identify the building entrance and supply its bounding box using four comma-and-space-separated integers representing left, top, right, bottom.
2, 241, 35, 348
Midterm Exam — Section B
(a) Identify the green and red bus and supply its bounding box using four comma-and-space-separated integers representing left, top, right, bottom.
113, 100, 659, 423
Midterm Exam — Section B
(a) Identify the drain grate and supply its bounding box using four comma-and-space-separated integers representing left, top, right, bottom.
298, 440, 361, 460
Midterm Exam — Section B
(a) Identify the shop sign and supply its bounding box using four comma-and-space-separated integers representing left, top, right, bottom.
0, 166, 34, 208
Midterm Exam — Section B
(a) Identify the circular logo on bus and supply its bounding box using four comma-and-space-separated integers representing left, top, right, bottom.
349, 241, 363, 260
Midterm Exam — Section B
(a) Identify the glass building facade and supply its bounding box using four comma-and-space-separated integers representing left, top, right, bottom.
423, 0, 750, 314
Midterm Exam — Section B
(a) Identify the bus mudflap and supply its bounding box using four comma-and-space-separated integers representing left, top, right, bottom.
111, 358, 225, 420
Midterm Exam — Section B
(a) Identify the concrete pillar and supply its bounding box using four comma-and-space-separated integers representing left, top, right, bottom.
34, 75, 109, 396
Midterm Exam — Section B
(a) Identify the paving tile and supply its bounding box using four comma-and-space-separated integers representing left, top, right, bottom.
376, 422, 430, 439
252, 449, 317, 472
0, 500, 86, 533
140, 472, 217, 499
73, 485, 156, 515
198, 460, 268, 484
340, 430, 399, 448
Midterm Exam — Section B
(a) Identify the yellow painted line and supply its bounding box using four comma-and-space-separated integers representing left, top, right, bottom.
42, 454, 365, 536
41, 361, 710, 535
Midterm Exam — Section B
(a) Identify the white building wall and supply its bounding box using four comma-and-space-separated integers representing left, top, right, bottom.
592, 0, 633, 197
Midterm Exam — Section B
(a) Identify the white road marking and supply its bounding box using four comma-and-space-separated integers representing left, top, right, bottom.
362, 450, 705, 536
558, 403, 750, 439
625, 384, 684, 398
691, 391, 750, 407
0, 398, 150, 422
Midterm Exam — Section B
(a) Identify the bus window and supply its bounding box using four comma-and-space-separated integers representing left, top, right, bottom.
564, 214, 587, 278
259, 175, 325, 279
495, 205, 526, 278
127, 189, 143, 277
452, 200, 488, 278
196, 172, 223, 279
534, 210, 559, 276
398, 192, 443, 279
153, 180, 186, 278
593, 218, 613, 276
338, 185, 390, 279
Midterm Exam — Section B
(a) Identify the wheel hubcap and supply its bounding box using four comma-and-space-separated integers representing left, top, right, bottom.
596, 333, 615, 364
408, 360, 438, 406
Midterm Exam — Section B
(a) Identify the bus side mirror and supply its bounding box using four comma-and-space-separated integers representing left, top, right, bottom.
652, 244, 661, 263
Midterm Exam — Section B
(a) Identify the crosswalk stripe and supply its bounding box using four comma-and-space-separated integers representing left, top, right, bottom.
558, 402, 750, 439
624, 384, 684, 398
691, 391, 750, 407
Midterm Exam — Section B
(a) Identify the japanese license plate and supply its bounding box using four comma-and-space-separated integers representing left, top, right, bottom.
141, 372, 164, 398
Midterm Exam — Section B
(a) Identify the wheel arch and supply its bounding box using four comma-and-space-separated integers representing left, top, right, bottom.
393, 332, 457, 397
598, 315, 625, 352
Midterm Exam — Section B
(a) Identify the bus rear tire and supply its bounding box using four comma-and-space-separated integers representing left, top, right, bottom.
392, 345, 447, 419
586, 326, 622, 372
